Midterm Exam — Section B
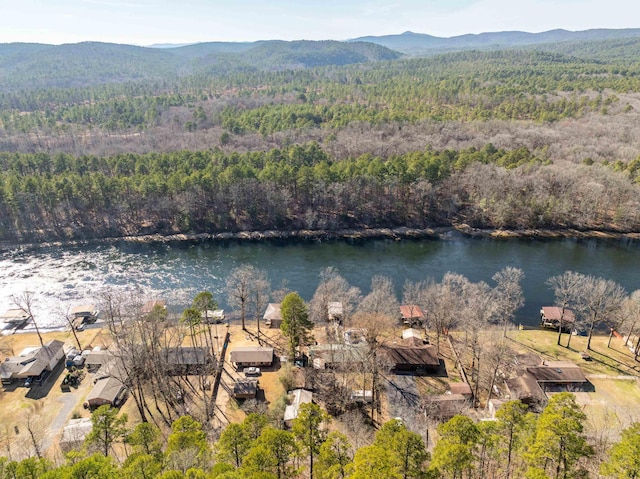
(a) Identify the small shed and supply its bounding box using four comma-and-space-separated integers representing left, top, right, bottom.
230, 347, 274, 368
448, 382, 473, 399
400, 305, 424, 326
429, 394, 471, 419
202, 309, 225, 323
233, 379, 258, 399
59, 418, 93, 451
402, 328, 426, 346
540, 307, 575, 331
284, 389, 313, 427
263, 303, 282, 329
86, 376, 126, 409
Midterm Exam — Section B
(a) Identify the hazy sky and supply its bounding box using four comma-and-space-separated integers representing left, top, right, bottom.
0, 0, 637, 45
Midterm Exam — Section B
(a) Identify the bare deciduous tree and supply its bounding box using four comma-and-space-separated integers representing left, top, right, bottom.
309, 267, 361, 326
226, 265, 270, 332
492, 267, 524, 338
546, 271, 583, 346
621, 291, 640, 359
574, 275, 626, 351
484, 332, 513, 409
423, 273, 468, 355
11, 291, 43, 347
357, 275, 399, 323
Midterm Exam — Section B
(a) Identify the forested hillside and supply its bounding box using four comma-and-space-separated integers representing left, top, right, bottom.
0, 40, 401, 92
1, 34, 640, 243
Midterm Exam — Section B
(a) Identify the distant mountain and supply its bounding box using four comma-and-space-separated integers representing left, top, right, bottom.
349, 28, 640, 55
147, 43, 195, 49
171, 41, 257, 58
0, 42, 181, 90
240, 40, 401, 68
0, 39, 401, 91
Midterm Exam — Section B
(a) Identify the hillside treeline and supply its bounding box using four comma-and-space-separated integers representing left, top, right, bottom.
1, 143, 639, 242
4, 395, 639, 479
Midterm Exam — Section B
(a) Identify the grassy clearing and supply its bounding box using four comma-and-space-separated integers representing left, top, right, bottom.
510, 329, 640, 376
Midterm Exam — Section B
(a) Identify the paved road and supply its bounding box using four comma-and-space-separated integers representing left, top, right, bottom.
384, 374, 421, 429
42, 374, 92, 453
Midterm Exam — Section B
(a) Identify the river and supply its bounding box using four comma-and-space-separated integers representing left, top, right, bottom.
1, 232, 639, 330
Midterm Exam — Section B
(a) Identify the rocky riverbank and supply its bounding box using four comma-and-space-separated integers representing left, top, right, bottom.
2, 225, 640, 253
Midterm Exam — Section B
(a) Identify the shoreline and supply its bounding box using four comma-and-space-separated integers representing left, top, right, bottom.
2, 225, 640, 253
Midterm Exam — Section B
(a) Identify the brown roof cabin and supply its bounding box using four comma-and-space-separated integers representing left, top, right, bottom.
86, 376, 126, 409
540, 306, 575, 332
428, 394, 472, 420
263, 303, 282, 329
381, 344, 439, 374
505, 360, 588, 409
229, 347, 274, 368
400, 305, 425, 326
162, 347, 215, 376
233, 379, 258, 399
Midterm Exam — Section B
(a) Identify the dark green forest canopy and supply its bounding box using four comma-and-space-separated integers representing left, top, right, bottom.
0, 143, 639, 243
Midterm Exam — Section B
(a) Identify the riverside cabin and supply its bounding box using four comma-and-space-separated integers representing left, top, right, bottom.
400, 305, 425, 326
0, 308, 31, 329
540, 306, 575, 332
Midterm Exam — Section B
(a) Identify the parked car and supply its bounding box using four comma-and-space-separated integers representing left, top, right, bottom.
24, 377, 33, 387
244, 367, 261, 377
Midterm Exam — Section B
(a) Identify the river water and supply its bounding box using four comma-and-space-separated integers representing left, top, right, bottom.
1, 233, 639, 330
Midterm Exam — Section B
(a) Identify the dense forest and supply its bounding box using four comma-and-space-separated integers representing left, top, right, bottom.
1, 144, 639, 242
2, 34, 640, 243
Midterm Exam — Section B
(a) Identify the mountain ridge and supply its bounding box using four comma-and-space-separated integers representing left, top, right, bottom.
349, 27, 640, 54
